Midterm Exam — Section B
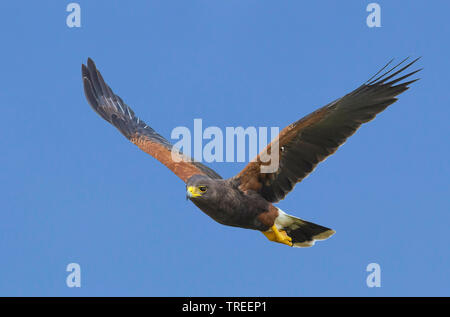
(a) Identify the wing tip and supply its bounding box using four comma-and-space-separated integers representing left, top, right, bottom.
81, 63, 89, 78
366, 56, 422, 88
86, 57, 96, 71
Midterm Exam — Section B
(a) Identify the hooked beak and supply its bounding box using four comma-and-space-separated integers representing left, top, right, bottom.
186, 186, 202, 199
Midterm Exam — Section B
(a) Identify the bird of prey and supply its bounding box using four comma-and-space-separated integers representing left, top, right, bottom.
82, 57, 420, 247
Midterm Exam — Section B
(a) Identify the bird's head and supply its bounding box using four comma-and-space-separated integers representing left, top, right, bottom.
186, 175, 220, 201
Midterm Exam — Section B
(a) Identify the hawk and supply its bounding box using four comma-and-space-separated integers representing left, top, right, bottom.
82, 57, 420, 247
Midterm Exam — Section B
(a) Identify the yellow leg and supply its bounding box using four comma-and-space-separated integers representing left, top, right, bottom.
262, 225, 293, 247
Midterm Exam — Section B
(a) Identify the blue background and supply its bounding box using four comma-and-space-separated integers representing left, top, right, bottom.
0, 1, 448, 296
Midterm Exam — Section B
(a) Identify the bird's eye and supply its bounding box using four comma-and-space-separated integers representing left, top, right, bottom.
198, 186, 207, 192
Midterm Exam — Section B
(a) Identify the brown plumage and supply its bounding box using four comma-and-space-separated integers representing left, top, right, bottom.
82, 59, 221, 183
236, 58, 421, 203
82, 57, 421, 248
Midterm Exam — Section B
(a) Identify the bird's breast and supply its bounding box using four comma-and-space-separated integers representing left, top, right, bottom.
190, 190, 271, 231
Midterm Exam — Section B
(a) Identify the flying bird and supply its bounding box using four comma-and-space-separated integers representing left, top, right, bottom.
82, 57, 420, 247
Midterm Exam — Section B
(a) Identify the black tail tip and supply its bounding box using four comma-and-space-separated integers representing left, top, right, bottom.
286, 222, 335, 248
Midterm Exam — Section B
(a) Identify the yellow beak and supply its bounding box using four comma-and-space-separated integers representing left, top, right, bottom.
187, 186, 202, 198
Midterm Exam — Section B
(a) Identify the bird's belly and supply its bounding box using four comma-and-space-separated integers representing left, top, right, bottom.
191, 199, 268, 231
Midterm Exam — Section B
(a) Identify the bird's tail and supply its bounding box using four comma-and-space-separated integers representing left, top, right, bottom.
275, 208, 335, 247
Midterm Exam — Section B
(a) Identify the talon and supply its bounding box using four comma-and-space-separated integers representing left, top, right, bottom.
262, 225, 293, 247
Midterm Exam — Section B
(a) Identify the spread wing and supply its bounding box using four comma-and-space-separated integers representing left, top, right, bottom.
82, 58, 221, 183
235, 57, 421, 202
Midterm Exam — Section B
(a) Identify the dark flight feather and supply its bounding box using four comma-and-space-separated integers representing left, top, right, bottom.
82, 58, 221, 182
236, 57, 421, 203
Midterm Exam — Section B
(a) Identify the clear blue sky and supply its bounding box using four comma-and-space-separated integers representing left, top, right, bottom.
0, 1, 448, 296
